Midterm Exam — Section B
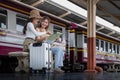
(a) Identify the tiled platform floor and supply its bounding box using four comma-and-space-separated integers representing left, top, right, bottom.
0, 72, 120, 80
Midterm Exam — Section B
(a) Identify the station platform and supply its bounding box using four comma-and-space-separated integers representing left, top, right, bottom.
0, 72, 120, 80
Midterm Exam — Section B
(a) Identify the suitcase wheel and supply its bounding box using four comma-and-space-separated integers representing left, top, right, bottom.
30, 68, 47, 74
42, 68, 47, 74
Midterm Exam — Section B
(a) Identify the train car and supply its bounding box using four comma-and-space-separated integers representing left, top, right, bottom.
75, 30, 120, 72
0, 8, 27, 72
0, 0, 67, 72
0, 0, 120, 72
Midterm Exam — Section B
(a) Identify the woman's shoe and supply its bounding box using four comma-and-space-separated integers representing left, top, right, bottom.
54, 68, 64, 73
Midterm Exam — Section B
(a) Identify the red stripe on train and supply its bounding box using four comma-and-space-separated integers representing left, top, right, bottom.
0, 46, 22, 56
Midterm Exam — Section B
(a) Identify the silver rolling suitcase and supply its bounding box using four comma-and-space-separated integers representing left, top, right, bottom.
29, 42, 52, 73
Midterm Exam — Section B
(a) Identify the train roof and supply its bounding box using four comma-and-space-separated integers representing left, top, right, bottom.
1, 0, 120, 41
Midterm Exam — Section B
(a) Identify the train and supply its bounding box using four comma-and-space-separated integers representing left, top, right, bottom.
0, 0, 120, 72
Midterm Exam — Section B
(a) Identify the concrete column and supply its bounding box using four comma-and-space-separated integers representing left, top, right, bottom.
86, 0, 97, 73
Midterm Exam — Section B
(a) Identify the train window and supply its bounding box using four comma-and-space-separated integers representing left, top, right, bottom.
100, 40, 104, 51
109, 43, 112, 53
117, 45, 119, 54
84, 36, 87, 43
112, 44, 116, 53
53, 25, 62, 33
0, 8, 7, 29
105, 42, 108, 52
53, 25, 63, 39
84, 36, 87, 48
16, 14, 28, 32
119, 45, 120, 54
96, 39, 99, 51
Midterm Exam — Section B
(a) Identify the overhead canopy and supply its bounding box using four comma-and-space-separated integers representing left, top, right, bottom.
11, 0, 120, 40
69, 0, 120, 27
13, 0, 86, 24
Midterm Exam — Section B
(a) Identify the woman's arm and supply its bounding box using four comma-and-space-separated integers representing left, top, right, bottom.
36, 34, 50, 42
28, 23, 39, 36
52, 42, 65, 47
35, 28, 51, 42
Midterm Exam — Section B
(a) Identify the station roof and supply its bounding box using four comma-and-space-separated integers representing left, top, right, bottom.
11, 0, 120, 40
69, 0, 120, 27
68, 0, 120, 39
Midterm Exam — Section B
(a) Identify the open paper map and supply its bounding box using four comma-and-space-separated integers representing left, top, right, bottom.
44, 32, 62, 44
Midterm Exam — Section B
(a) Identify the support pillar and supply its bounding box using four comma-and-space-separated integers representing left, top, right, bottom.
68, 29, 76, 71
85, 0, 97, 73
76, 31, 84, 63
69, 29, 76, 65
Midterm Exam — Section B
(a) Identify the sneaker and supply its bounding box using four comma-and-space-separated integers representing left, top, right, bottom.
54, 68, 64, 73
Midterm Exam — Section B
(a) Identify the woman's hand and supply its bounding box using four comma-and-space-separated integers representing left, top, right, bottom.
46, 31, 52, 35
44, 34, 50, 40
36, 34, 50, 42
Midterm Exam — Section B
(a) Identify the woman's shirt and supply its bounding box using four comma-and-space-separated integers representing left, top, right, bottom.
25, 22, 39, 39
36, 31, 46, 36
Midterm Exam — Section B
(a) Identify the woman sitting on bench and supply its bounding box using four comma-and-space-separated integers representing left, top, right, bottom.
35, 16, 64, 73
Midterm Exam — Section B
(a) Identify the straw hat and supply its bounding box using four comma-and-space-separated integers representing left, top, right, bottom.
29, 10, 42, 19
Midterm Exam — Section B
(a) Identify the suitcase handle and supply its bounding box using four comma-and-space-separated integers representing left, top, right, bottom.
33, 42, 42, 47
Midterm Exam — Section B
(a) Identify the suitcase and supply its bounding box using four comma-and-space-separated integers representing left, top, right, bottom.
29, 42, 52, 73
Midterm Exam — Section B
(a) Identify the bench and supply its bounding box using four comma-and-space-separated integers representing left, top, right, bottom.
8, 51, 29, 72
